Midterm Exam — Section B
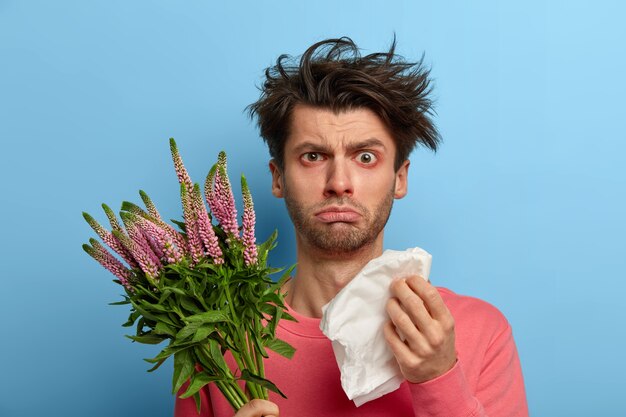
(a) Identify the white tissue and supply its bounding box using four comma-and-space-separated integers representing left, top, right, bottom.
319, 247, 432, 407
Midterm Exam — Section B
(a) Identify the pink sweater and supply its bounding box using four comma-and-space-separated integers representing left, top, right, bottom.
174, 287, 529, 416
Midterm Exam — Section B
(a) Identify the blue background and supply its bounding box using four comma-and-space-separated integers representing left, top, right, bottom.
1, 1, 624, 416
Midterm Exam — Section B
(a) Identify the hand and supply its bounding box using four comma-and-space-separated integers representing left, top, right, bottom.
234, 399, 279, 417
384, 276, 457, 384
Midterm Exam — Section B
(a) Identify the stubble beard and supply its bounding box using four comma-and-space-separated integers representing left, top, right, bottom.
283, 186, 395, 256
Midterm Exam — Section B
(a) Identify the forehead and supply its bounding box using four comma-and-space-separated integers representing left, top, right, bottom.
286, 105, 396, 151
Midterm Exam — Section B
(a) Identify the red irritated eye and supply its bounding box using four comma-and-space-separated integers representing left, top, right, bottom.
302, 152, 325, 162
356, 151, 377, 164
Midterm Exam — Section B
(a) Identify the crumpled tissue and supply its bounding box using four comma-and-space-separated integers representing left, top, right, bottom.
319, 247, 432, 407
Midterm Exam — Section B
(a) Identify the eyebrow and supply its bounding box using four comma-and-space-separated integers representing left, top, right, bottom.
292, 138, 387, 154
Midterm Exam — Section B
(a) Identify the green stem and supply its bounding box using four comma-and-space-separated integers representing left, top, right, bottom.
254, 349, 268, 400
241, 330, 265, 399
227, 333, 248, 375
223, 287, 263, 400
215, 380, 236, 410
230, 347, 262, 399
217, 380, 245, 410
230, 380, 248, 406
194, 345, 247, 409
253, 318, 268, 400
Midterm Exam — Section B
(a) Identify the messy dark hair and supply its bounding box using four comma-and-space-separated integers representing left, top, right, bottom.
247, 36, 441, 171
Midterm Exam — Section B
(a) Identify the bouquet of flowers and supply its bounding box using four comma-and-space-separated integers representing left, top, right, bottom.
82, 139, 295, 413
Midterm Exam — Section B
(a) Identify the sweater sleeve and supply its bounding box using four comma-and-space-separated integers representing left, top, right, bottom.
408, 321, 529, 417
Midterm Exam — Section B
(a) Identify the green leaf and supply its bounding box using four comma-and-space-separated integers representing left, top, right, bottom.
158, 289, 173, 304
138, 299, 169, 313
240, 369, 287, 398
249, 331, 268, 359
259, 303, 277, 317
146, 358, 166, 372
179, 295, 202, 314
133, 303, 178, 327
155, 321, 177, 337
122, 310, 141, 327
179, 371, 220, 399
257, 230, 278, 258
131, 303, 160, 323
192, 392, 201, 415
136, 317, 147, 335
145, 344, 190, 363
277, 264, 296, 287
266, 307, 281, 337
208, 338, 230, 375
260, 291, 283, 306
176, 321, 205, 341
109, 299, 130, 306
191, 325, 214, 343
171, 219, 187, 233
184, 310, 230, 325
264, 264, 295, 295
172, 349, 195, 394
167, 338, 205, 350
161, 286, 187, 296
281, 311, 297, 322
264, 338, 296, 360
126, 333, 166, 345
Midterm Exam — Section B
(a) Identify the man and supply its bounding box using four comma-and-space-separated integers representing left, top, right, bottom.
175, 37, 529, 417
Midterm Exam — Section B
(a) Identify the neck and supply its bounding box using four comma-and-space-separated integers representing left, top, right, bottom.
284, 233, 384, 318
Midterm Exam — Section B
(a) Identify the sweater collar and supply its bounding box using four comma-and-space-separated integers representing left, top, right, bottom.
279, 300, 328, 339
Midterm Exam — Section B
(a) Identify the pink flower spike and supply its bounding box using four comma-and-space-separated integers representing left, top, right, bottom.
121, 201, 188, 257
141, 227, 164, 261
121, 212, 161, 268
193, 183, 223, 264
134, 215, 183, 265
122, 211, 165, 261
139, 190, 163, 222
113, 230, 160, 280
204, 164, 217, 220
170, 138, 194, 193
161, 222, 189, 257
181, 183, 203, 266
241, 175, 258, 266
83, 239, 132, 289
207, 152, 238, 238
102, 203, 124, 233
83, 211, 139, 269
163, 240, 183, 264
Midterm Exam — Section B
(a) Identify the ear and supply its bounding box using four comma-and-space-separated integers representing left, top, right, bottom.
269, 159, 284, 198
394, 159, 410, 199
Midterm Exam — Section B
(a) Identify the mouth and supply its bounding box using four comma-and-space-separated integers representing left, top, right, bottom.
315, 206, 361, 223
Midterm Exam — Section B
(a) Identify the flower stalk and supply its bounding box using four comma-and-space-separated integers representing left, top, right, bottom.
241, 175, 258, 266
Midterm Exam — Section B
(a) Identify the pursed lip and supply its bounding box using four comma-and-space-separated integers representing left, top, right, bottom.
315, 206, 361, 223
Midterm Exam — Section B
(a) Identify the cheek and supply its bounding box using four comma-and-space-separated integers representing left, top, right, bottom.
284, 174, 319, 200
286, 166, 324, 189
355, 171, 395, 193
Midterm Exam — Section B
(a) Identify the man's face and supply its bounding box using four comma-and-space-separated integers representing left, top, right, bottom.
270, 105, 409, 255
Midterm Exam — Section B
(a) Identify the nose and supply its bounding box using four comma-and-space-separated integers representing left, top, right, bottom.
323, 159, 354, 198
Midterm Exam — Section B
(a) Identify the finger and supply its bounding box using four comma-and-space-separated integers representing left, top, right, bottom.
405, 276, 449, 321
235, 399, 279, 417
383, 320, 420, 368
390, 278, 432, 327
386, 296, 429, 351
